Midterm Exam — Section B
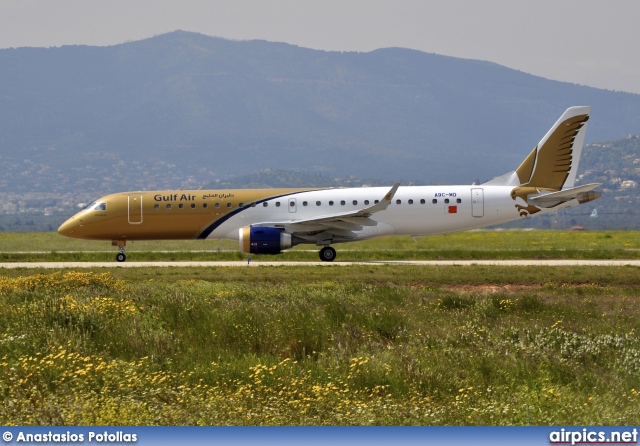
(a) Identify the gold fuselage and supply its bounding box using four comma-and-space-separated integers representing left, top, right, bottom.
58, 189, 314, 241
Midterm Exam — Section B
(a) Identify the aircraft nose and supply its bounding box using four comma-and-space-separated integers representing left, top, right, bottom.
58, 217, 79, 238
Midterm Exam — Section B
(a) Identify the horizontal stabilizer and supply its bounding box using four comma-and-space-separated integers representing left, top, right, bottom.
528, 183, 601, 207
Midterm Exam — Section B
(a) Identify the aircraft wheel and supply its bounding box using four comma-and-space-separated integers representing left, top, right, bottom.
116, 253, 127, 262
319, 246, 336, 262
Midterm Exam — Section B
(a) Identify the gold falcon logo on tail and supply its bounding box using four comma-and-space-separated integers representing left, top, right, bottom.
509, 107, 590, 216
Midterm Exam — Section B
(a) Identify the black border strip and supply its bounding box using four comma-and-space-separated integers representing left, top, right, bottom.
196, 190, 323, 239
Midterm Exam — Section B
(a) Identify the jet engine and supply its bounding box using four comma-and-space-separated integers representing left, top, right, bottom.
239, 226, 293, 255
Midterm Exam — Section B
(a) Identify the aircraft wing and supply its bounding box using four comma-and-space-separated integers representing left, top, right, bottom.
251, 183, 400, 240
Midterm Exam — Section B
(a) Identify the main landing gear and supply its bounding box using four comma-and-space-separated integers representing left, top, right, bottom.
112, 240, 127, 262
319, 246, 336, 262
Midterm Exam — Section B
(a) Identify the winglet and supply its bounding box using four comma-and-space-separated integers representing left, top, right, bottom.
384, 183, 400, 201
356, 182, 400, 215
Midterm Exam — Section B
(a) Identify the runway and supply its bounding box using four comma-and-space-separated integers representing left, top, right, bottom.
1, 260, 639, 268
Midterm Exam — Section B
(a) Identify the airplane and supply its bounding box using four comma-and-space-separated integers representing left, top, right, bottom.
58, 106, 601, 262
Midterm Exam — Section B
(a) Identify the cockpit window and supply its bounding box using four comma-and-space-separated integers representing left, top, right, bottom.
92, 202, 107, 211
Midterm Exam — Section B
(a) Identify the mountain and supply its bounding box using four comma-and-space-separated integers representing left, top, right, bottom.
1, 30, 640, 195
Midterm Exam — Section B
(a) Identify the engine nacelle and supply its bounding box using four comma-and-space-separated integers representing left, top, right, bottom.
239, 226, 292, 255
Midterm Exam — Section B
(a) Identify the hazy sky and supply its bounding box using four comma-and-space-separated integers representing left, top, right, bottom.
1, 0, 639, 94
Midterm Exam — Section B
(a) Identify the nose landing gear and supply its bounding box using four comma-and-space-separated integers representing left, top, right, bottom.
112, 240, 127, 262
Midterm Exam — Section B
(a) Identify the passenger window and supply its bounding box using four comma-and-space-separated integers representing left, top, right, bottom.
340, 200, 346, 206
154, 204, 159, 210
408, 199, 413, 204
432, 199, 437, 204
263, 202, 268, 207
215, 203, 220, 208
251, 203, 256, 207
420, 199, 425, 204
316, 201, 321, 206
276, 202, 281, 207
396, 199, 401, 205
227, 203, 232, 208
374, 200, 379, 204
364, 200, 369, 205
239, 203, 244, 208
203, 203, 208, 209
178, 203, 184, 209
445, 199, 449, 204
166, 204, 172, 209
353, 200, 358, 205
303, 201, 308, 206
191, 203, 196, 209
457, 198, 461, 203
329, 201, 334, 206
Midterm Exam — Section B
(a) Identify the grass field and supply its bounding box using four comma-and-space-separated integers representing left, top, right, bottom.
1, 263, 639, 425
1, 230, 639, 261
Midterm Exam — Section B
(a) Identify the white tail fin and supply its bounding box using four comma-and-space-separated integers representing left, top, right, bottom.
484, 106, 590, 190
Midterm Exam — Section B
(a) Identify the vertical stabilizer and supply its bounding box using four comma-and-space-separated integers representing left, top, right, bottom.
515, 106, 590, 191
484, 106, 590, 190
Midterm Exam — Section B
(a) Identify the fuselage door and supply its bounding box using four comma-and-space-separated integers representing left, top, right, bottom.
471, 188, 484, 217
128, 194, 143, 224
288, 198, 297, 213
